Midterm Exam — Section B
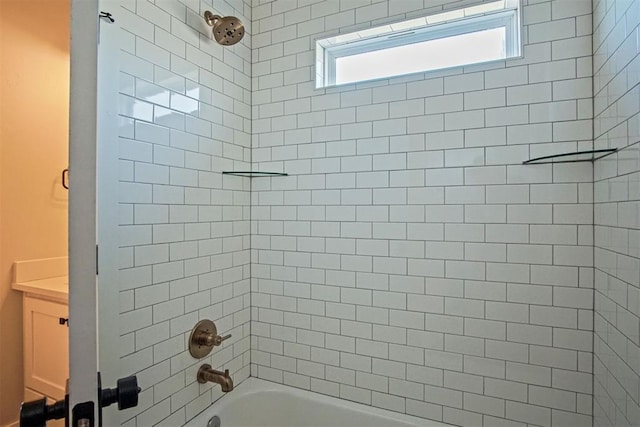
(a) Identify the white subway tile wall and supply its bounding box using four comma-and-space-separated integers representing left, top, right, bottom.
593, 0, 640, 426
116, 0, 252, 425
107, 0, 640, 426
251, 0, 596, 426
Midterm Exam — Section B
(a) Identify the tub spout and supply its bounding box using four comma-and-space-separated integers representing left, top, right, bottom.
197, 364, 233, 392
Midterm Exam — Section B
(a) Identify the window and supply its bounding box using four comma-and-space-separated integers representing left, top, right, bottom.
315, 0, 521, 88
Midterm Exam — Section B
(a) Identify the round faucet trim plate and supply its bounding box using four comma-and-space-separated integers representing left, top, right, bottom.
189, 320, 217, 358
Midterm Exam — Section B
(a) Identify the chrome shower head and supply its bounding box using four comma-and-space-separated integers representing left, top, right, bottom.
204, 11, 245, 46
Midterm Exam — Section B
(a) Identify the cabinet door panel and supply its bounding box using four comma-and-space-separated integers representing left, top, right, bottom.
24, 297, 69, 400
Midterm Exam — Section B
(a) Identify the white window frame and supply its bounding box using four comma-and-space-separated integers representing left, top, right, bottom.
316, 1, 522, 88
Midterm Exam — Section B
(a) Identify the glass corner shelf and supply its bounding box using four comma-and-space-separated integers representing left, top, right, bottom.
522, 148, 618, 165
222, 171, 288, 177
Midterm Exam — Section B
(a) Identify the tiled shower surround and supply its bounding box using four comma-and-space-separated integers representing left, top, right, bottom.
250, 0, 597, 426
108, 0, 640, 426
592, 0, 640, 425
116, 0, 252, 425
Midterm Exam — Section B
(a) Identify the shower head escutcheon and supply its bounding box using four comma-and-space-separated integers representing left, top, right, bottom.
203, 11, 245, 46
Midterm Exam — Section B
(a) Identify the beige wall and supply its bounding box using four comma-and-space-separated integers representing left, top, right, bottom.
0, 0, 69, 423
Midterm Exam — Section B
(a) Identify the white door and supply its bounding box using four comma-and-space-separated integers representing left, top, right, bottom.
68, 0, 120, 425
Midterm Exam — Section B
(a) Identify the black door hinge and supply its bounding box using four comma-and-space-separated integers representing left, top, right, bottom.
99, 12, 114, 23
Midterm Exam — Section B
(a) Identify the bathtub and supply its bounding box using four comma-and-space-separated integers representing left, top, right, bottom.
186, 377, 448, 427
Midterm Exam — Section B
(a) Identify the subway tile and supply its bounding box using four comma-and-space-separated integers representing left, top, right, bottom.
443, 407, 482, 426
506, 401, 551, 427
508, 323, 552, 346
485, 378, 527, 403
463, 392, 505, 417
424, 384, 463, 408
115, 1, 640, 425
529, 385, 576, 412
486, 340, 529, 363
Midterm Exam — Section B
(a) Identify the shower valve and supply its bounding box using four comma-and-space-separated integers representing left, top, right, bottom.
189, 320, 232, 358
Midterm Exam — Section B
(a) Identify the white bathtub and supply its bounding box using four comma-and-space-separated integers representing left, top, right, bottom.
186, 377, 448, 427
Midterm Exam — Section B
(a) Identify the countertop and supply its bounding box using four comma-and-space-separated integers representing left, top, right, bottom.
13, 276, 68, 303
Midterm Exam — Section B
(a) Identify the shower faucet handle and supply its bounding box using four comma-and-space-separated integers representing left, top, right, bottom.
214, 334, 232, 346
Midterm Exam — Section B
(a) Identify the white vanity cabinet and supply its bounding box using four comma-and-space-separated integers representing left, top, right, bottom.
12, 258, 69, 427
22, 295, 69, 402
